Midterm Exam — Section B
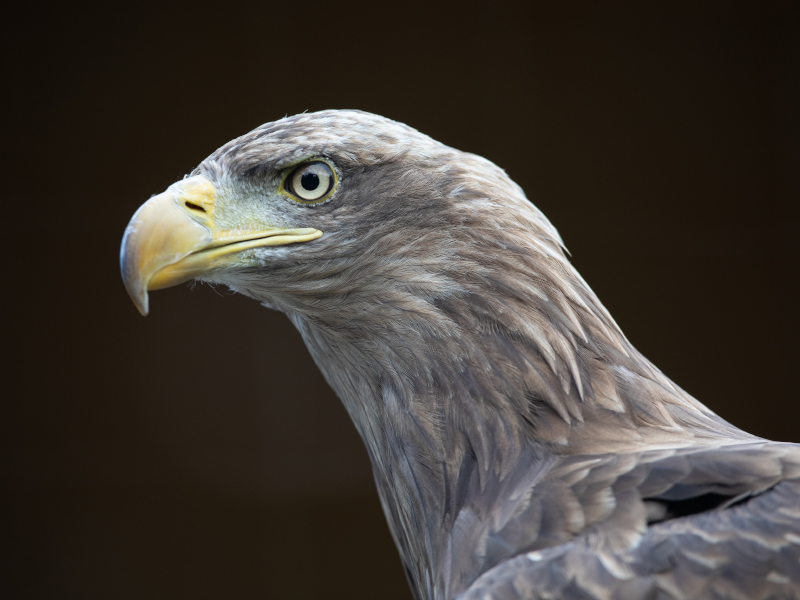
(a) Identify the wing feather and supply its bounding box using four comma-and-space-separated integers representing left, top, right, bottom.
460, 442, 800, 599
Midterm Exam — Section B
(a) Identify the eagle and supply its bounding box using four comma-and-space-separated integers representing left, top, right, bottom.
120, 110, 800, 600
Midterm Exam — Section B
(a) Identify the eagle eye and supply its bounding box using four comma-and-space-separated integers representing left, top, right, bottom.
286, 162, 335, 202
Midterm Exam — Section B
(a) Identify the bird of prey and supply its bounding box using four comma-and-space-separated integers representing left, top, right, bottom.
120, 110, 800, 600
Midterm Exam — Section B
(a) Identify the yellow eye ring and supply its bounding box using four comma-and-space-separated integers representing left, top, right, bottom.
285, 161, 336, 203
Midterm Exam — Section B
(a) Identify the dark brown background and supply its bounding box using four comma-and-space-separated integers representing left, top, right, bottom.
2, 1, 799, 599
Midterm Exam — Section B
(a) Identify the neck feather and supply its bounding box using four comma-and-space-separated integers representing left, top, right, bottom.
281, 245, 752, 598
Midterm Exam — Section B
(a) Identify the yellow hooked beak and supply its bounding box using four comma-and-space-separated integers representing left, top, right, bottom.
120, 176, 323, 316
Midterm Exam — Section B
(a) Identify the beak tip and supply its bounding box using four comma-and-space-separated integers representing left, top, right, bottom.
121, 271, 150, 316
136, 296, 150, 317
126, 286, 150, 316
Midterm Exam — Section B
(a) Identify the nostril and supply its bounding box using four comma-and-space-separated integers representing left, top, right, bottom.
185, 201, 206, 212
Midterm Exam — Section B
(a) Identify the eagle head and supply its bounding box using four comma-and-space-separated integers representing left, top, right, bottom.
121, 109, 563, 322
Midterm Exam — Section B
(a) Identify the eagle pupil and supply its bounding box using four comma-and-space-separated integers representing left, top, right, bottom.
301, 173, 320, 191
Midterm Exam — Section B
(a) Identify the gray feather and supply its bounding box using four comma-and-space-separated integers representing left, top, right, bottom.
150, 110, 800, 599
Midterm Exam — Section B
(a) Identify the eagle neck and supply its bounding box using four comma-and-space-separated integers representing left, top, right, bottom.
287, 310, 561, 600
275, 214, 754, 598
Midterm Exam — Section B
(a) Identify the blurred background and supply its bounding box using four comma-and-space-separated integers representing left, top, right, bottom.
2, 1, 798, 598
